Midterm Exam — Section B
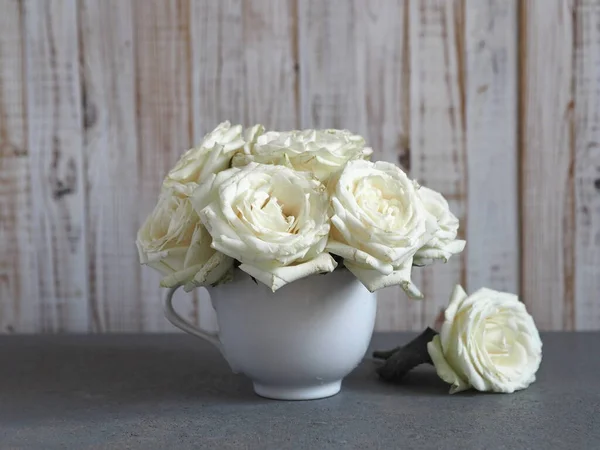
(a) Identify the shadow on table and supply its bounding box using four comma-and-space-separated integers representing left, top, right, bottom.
344, 358, 452, 397
0, 335, 455, 424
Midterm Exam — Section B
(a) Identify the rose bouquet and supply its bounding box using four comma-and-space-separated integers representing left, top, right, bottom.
136, 121, 466, 296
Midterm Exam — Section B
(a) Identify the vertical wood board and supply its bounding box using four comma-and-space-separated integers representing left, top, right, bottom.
134, 0, 195, 331
464, 0, 519, 295
80, 0, 140, 332
574, 0, 600, 329
190, 0, 299, 332
24, 0, 88, 332
299, 0, 418, 330
520, 0, 574, 330
0, 0, 38, 332
409, 0, 467, 327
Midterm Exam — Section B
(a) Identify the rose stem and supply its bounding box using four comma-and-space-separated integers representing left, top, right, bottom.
372, 347, 401, 360
374, 327, 438, 382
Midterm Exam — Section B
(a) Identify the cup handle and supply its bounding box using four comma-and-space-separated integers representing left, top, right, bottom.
163, 284, 222, 351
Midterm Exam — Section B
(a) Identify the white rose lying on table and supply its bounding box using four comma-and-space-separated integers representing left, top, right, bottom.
374, 285, 542, 395
136, 189, 233, 290
325, 159, 438, 296
427, 285, 542, 394
192, 162, 337, 292
232, 128, 373, 184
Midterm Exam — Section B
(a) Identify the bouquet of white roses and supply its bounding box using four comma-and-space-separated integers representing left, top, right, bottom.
136, 121, 466, 295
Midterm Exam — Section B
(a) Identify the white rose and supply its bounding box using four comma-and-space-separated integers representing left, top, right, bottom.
413, 186, 466, 266
192, 162, 337, 291
232, 128, 373, 183
162, 121, 246, 197
427, 285, 543, 394
136, 189, 234, 289
326, 160, 437, 296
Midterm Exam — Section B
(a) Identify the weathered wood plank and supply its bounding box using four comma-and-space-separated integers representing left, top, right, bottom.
241, 0, 298, 130
299, 0, 417, 330
298, 0, 365, 132
191, 0, 244, 133
355, 0, 419, 331
190, 0, 243, 333
520, 0, 574, 330
574, 0, 600, 330
409, 0, 467, 327
134, 0, 196, 332
80, 0, 140, 332
192, 0, 298, 131
24, 0, 88, 332
354, 0, 415, 331
464, 0, 519, 294
191, 0, 299, 332
0, 0, 38, 332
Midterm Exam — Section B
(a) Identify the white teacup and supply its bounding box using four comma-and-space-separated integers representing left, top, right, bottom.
164, 268, 377, 400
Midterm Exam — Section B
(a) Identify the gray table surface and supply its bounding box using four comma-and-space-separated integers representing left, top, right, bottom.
0, 332, 598, 450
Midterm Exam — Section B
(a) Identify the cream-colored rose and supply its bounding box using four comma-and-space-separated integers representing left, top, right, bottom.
232, 128, 373, 183
413, 186, 466, 266
192, 162, 337, 291
326, 160, 438, 296
136, 189, 233, 289
163, 121, 247, 197
427, 285, 543, 394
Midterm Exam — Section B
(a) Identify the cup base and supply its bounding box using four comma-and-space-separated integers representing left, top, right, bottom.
253, 380, 342, 400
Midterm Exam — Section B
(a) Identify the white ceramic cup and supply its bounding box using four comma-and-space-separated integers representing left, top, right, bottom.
163, 268, 377, 400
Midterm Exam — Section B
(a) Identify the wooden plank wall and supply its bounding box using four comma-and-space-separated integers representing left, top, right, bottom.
0, 0, 598, 333
520, 1, 575, 330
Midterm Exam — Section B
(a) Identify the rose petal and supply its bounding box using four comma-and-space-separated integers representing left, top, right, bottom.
182, 251, 234, 291
239, 253, 337, 292
326, 240, 394, 275
428, 336, 471, 394
344, 259, 422, 297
